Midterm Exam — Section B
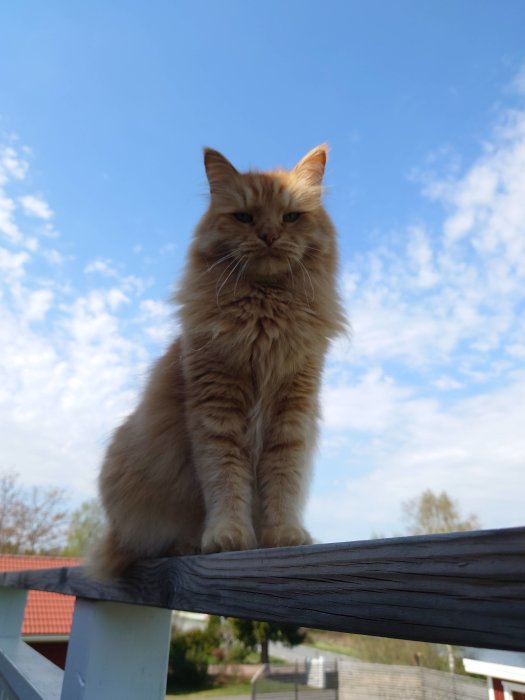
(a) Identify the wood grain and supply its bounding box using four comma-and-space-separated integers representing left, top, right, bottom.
1, 527, 524, 651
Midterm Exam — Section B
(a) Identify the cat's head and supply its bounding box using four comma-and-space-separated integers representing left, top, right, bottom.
196, 145, 335, 279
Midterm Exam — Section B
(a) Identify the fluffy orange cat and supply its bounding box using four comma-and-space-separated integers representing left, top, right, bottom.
91, 145, 346, 577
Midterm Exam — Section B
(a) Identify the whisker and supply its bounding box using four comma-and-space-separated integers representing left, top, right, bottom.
298, 259, 315, 304
215, 256, 240, 294
286, 257, 295, 289
240, 257, 250, 283
207, 250, 237, 272
234, 256, 248, 298
304, 245, 324, 254
216, 257, 243, 306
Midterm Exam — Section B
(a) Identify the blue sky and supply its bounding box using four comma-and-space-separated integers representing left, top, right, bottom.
1, 2, 524, 542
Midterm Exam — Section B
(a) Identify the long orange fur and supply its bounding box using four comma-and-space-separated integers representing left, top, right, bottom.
91, 145, 346, 577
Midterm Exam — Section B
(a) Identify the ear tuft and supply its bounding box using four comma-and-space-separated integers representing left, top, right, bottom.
292, 144, 328, 187
203, 148, 238, 194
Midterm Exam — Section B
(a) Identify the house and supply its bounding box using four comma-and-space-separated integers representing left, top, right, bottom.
0, 554, 80, 669
464, 650, 525, 700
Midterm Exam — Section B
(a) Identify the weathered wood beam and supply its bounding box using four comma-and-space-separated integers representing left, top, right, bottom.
1, 527, 524, 651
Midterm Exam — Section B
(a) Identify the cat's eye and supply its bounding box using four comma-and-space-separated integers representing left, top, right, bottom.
233, 212, 254, 224
283, 212, 302, 223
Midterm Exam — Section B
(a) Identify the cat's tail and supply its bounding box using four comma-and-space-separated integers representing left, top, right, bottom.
86, 528, 136, 581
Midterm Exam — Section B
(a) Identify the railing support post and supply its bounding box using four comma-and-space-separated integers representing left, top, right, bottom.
61, 599, 172, 700
0, 589, 27, 637
0, 589, 63, 700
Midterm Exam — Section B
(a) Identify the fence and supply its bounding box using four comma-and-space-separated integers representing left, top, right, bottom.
250, 660, 487, 700
338, 660, 487, 700
0, 526, 524, 699
251, 661, 338, 700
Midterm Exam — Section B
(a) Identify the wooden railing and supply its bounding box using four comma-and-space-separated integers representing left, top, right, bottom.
0, 526, 524, 699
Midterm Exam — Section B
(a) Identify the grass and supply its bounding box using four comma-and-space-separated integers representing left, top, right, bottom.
165, 656, 300, 698
306, 630, 466, 674
307, 637, 356, 657
166, 678, 252, 698
166, 679, 311, 699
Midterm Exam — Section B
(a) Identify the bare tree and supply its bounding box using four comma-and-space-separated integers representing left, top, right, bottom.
0, 473, 19, 549
402, 489, 480, 535
0, 472, 69, 554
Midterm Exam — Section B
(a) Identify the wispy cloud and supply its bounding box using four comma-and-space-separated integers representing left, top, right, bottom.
510, 59, 525, 97
19, 194, 54, 221
314, 104, 525, 541
0, 143, 164, 498
84, 258, 119, 277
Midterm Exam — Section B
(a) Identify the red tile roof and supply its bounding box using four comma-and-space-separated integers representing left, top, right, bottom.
0, 554, 81, 637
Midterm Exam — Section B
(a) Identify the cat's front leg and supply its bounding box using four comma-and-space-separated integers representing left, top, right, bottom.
186, 364, 257, 554
257, 370, 319, 548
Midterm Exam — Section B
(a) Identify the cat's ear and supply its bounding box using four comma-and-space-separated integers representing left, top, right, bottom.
204, 148, 239, 194
292, 144, 328, 187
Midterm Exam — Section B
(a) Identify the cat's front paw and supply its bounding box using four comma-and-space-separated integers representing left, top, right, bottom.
260, 524, 313, 548
201, 520, 257, 554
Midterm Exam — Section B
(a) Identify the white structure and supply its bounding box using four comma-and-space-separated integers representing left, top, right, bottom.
464, 651, 525, 700
306, 657, 325, 688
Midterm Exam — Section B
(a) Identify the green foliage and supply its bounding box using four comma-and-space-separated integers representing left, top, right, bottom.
63, 498, 105, 556
230, 619, 305, 648
228, 618, 306, 663
224, 640, 253, 663
169, 631, 210, 687
168, 622, 222, 688
402, 489, 480, 536
206, 615, 222, 639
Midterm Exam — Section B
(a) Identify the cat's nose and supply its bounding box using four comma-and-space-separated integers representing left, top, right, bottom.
258, 229, 279, 246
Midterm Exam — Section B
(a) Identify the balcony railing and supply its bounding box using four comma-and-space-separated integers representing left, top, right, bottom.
1, 526, 524, 699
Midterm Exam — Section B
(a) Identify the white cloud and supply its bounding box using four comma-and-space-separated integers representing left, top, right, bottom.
432, 376, 463, 391
339, 108, 525, 372
19, 194, 54, 221
138, 298, 174, 345
406, 226, 439, 288
85, 258, 119, 277
84, 257, 150, 300
511, 60, 525, 96
322, 368, 413, 433
0, 146, 28, 185
0, 247, 30, 282
0, 192, 23, 244
317, 103, 525, 541
0, 142, 160, 499
42, 248, 65, 265
312, 369, 525, 542
0, 148, 51, 250
0, 282, 146, 495
139, 299, 170, 317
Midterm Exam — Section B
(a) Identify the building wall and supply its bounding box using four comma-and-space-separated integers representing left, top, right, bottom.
493, 679, 505, 700
27, 641, 68, 670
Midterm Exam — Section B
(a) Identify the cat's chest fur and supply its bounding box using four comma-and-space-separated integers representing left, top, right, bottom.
216, 284, 318, 378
